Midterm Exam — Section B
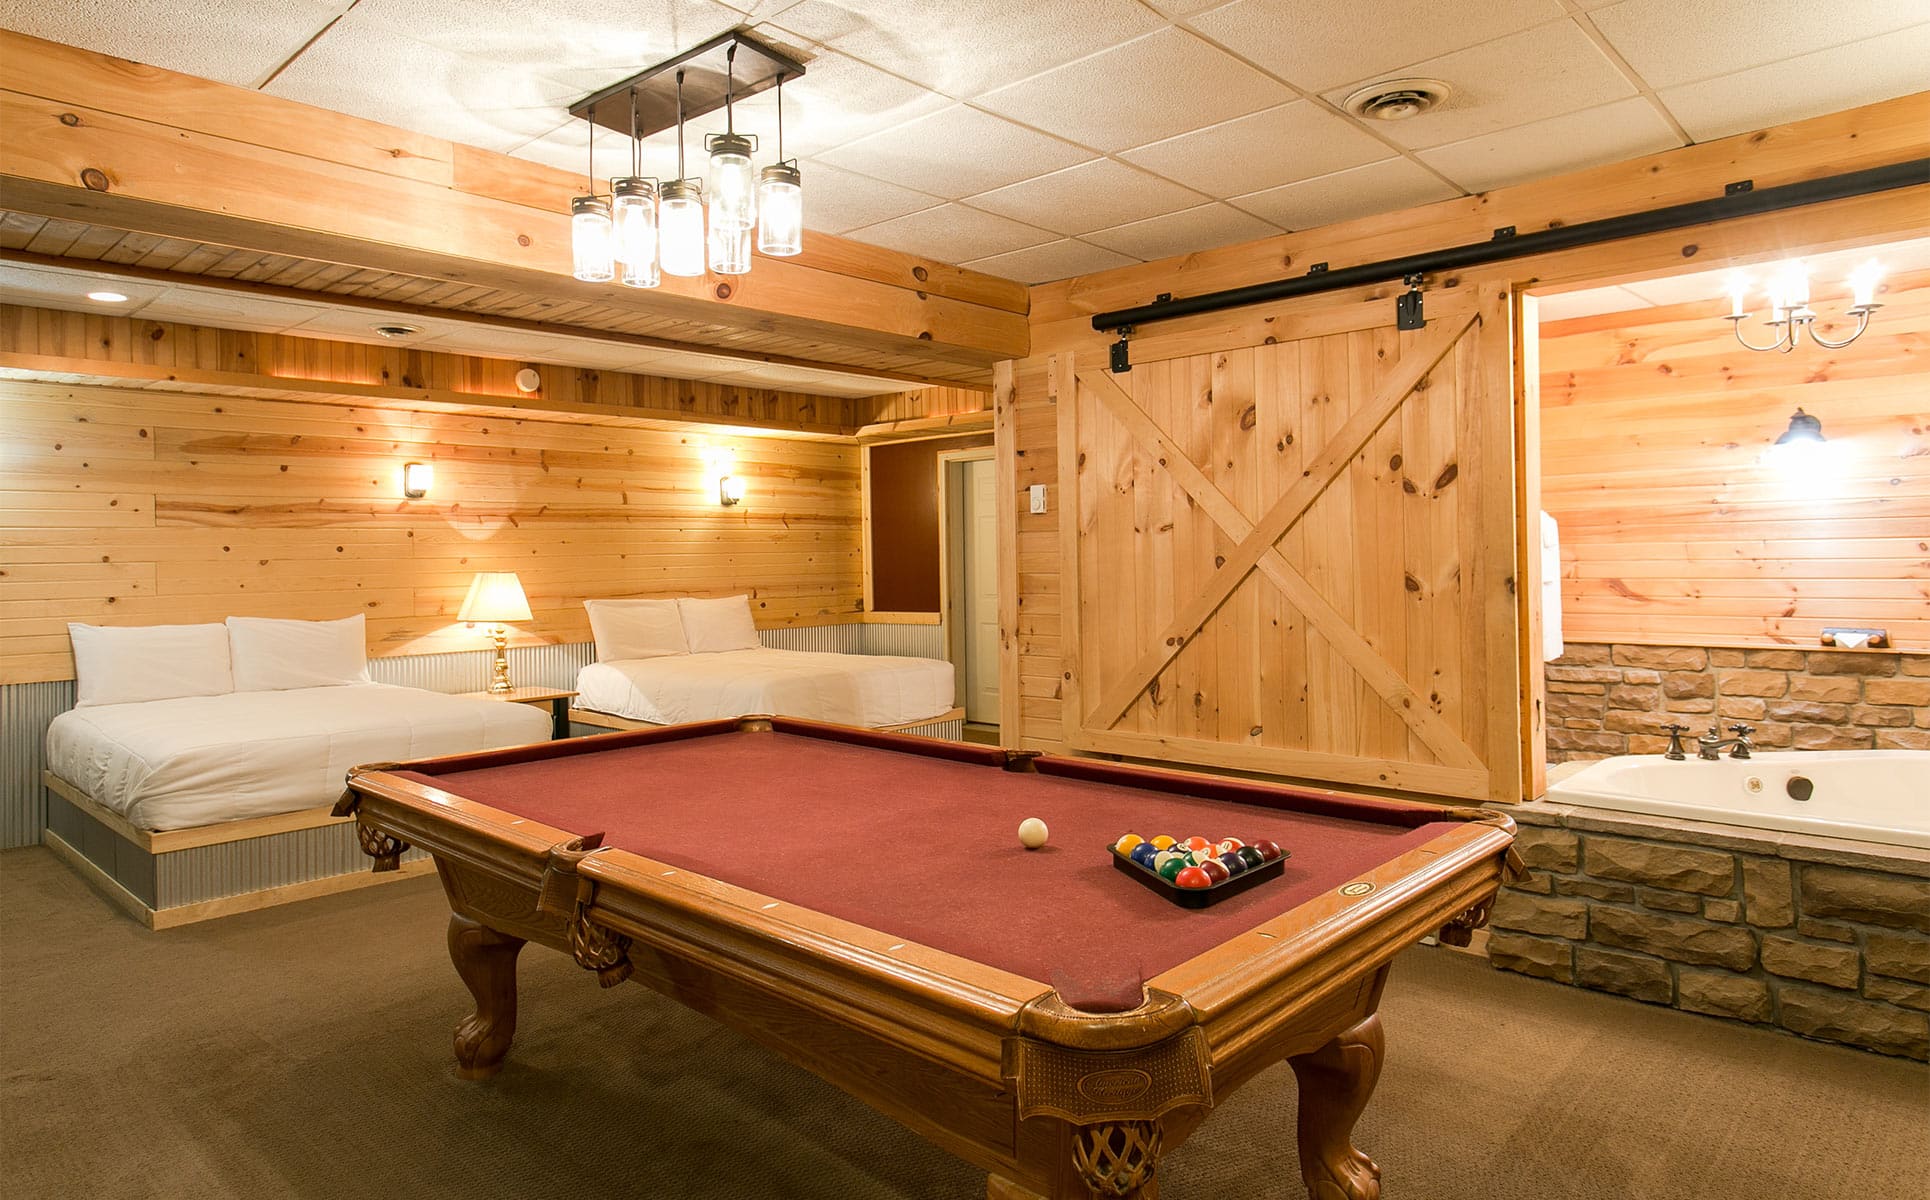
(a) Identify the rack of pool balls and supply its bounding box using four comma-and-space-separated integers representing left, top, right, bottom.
1109, 834, 1288, 907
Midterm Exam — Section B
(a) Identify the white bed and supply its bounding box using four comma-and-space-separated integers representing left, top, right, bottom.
45, 683, 550, 831
576, 648, 955, 728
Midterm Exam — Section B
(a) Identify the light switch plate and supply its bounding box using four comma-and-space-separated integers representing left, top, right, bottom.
1029, 484, 1047, 514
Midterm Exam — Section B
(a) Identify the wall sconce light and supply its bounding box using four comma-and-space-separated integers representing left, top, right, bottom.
457, 571, 533, 693
402, 461, 433, 499
719, 475, 745, 506
1761, 407, 1832, 473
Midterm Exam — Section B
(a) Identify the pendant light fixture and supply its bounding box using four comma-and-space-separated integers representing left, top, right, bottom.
659, 69, 706, 278
564, 29, 806, 285
1723, 257, 1884, 352
611, 89, 660, 289
757, 75, 804, 257
569, 101, 615, 283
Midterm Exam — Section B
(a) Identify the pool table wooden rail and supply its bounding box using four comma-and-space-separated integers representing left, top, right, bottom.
336, 729, 1517, 1200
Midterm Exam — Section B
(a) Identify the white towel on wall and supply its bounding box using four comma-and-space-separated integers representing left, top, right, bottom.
1541, 511, 1565, 662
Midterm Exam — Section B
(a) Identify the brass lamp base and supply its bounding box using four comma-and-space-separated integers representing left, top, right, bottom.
486, 624, 512, 692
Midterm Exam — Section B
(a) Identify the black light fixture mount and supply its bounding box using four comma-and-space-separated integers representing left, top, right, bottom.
1774, 407, 1825, 446
569, 29, 806, 140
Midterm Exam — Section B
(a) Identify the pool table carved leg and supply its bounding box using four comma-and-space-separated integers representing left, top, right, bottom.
1289, 1013, 1384, 1200
448, 913, 525, 1081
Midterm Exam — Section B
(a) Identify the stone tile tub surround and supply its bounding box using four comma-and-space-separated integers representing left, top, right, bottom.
1546, 642, 1930, 764
1488, 801, 1930, 1060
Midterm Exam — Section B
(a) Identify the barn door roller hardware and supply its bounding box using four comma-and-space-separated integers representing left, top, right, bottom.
1089, 158, 1930, 339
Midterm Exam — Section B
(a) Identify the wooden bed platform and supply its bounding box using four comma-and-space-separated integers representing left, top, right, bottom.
569, 706, 966, 738
41, 772, 432, 930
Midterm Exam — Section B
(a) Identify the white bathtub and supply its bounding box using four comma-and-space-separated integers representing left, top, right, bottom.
1546, 750, 1930, 849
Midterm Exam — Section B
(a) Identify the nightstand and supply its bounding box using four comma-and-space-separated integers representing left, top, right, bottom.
460, 686, 578, 740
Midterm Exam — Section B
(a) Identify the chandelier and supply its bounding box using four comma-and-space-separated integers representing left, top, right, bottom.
1723, 257, 1883, 352
568, 30, 806, 287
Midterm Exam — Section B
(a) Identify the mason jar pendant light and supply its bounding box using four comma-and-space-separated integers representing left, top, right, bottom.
611, 90, 660, 289
569, 100, 615, 283
756, 75, 803, 257
659, 69, 706, 278
564, 30, 806, 283
706, 44, 757, 274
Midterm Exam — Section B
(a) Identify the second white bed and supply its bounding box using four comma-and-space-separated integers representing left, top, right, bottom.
576, 648, 955, 728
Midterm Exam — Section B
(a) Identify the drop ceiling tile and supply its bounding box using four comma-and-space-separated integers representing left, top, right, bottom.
964, 160, 1208, 238
845, 204, 1057, 263
767, 0, 1164, 98
263, 11, 583, 153
505, 119, 685, 182
0, 0, 346, 87
413, 328, 595, 363
1320, 21, 1638, 151
817, 106, 1093, 199
352, 0, 742, 91
1589, 0, 1928, 90
960, 239, 1139, 286
136, 290, 326, 333
1534, 285, 1649, 321
1418, 97, 1681, 193
1616, 274, 1726, 308
1083, 203, 1282, 262
789, 161, 946, 235
1655, 23, 1930, 141
1120, 101, 1394, 198
1187, 0, 1566, 93
1228, 158, 1461, 231
676, 50, 954, 160
284, 308, 476, 345
976, 27, 1294, 154
0, 265, 167, 313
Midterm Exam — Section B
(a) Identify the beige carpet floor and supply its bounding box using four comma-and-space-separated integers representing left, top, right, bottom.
1, 846, 1924, 1199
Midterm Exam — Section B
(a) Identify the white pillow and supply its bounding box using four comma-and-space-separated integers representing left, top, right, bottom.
585, 599, 687, 662
678, 595, 761, 654
68, 622, 233, 707
226, 614, 371, 691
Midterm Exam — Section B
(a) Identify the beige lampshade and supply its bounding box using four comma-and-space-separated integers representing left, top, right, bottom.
457, 572, 532, 624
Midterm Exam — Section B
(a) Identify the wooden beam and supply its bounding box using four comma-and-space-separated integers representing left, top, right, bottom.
0, 31, 1028, 372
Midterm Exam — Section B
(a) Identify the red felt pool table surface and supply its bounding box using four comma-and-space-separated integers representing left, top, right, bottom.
402, 722, 1461, 1011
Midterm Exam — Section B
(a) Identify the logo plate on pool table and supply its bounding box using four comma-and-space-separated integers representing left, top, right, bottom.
1339, 881, 1375, 897
1077, 1068, 1153, 1105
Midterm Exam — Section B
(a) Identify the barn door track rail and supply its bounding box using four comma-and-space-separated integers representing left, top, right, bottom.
1091, 157, 1930, 371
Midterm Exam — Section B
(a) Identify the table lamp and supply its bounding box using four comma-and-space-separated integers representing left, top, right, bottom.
458, 571, 532, 693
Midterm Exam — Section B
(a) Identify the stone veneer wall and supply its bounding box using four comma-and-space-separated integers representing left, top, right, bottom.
1546, 643, 1930, 764
1490, 806, 1930, 1060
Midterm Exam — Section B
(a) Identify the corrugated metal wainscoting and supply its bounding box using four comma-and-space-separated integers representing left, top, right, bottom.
2, 680, 75, 849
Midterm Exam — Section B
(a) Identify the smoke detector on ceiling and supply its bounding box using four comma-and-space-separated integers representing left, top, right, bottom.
1343, 78, 1452, 121
371, 323, 420, 339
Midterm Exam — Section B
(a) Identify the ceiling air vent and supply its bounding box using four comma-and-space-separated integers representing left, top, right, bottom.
371, 324, 420, 338
1343, 78, 1451, 122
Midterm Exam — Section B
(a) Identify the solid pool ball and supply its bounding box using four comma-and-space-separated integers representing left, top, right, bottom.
1158, 858, 1188, 883
1174, 866, 1211, 889
1200, 859, 1230, 885
1018, 818, 1049, 850
1236, 847, 1266, 871
1149, 835, 1178, 851
1130, 844, 1160, 868
1114, 834, 1145, 855
1222, 852, 1249, 876
1252, 839, 1283, 862
1182, 836, 1212, 854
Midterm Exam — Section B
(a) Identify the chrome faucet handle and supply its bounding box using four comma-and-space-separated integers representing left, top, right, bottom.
1727, 724, 1755, 759
1661, 723, 1691, 761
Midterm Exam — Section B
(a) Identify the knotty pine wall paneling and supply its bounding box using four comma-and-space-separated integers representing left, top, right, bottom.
1539, 268, 1930, 650
0, 378, 865, 684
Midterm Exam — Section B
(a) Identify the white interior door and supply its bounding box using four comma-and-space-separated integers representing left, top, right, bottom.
963, 458, 1000, 723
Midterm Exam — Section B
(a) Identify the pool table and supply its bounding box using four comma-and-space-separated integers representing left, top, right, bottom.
337, 716, 1518, 1199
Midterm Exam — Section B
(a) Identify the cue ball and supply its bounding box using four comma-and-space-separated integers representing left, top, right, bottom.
1017, 817, 1049, 850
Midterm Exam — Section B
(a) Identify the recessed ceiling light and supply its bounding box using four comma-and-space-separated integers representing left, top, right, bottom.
86, 290, 130, 303
372, 324, 420, 338
1343, 78, 1452, 122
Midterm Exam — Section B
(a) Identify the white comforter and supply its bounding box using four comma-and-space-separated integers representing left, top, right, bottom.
576, 649, 955, 728
45, 684, 551, 831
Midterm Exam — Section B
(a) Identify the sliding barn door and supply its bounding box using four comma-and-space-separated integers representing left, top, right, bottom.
1054, 289, 1523, 803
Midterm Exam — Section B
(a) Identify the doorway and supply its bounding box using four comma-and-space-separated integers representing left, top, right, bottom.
940, 449, 999, 730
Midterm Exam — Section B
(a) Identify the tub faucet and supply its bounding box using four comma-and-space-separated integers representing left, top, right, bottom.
1697, 723, 1755, 760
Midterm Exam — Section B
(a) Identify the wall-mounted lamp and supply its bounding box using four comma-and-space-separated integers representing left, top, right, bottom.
402, 461, 433, 499
457, 571, 533, 693
719, 475, 745, 506
1761, 407, 1831, 473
